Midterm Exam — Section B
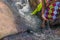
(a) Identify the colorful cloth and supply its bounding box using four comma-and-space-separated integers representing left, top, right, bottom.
31, 0, 50, 15
44, 2, 60, 20
32, 2, 42, 15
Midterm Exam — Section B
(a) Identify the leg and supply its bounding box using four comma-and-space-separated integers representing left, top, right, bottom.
41, 20, 45, 28
40, 20, 46, 33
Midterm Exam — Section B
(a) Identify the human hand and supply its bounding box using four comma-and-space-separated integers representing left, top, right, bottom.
42, 14, 48, 21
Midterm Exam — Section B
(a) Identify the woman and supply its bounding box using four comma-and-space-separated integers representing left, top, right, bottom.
29, 0, 60, 32
41, 0, 60, 30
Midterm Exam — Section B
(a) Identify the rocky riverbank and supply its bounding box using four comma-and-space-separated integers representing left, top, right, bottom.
0, 0, 60, 40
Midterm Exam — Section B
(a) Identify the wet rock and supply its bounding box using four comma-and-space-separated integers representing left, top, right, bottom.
3, 32, 34, 40
4, 0, 42, 32
0, 1, 28, 39
14, 0, 41, 31
0, 1, 18, 39
3, 30, 60, 40
2, 0, 60, 40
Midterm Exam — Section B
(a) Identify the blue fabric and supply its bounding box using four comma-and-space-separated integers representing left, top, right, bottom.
56, 2, 60, 6
44, 2, 60, 20
53, 2, 60, 20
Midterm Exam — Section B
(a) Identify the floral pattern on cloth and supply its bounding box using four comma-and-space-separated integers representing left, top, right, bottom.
44, 2, 60, 20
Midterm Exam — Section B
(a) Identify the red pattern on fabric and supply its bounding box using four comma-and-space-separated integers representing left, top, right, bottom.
45, 3, 56, 20
51, 13, 54, 16
53, 3, 56, 6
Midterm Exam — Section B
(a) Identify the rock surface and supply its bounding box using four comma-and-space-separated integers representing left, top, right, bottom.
0, 0, 60, 40
0, 0, 28, 39
0, 1, 18, 39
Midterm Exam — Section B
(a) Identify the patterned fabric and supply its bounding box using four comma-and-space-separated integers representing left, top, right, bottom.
44, 2, 60, 20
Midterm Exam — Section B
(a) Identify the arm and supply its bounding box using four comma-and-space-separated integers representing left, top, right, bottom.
41, 0, 48, 20
41, 0, 45, 15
